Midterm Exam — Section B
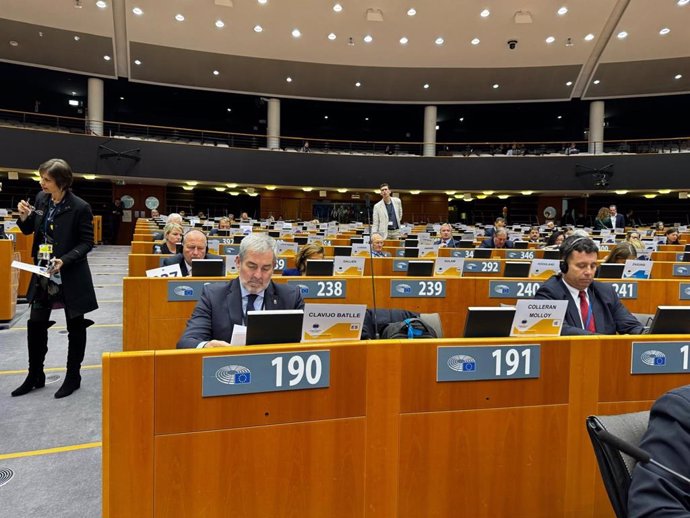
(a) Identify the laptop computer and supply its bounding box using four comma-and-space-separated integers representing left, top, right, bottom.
513, 241, 529, 249
191, 259, 225, 277
463, 307, 516, 338
404, 239, 419, 248
334, 246, 352, 257
503, 262, 531, 278
596, 263, 625, 279
305, 259, 334, 276
404, 247, 420, 258
350, 237, 364, 244
406, 261, 434, 277
457, 240, 475, 248
268, 231, 280, 238
246, 310, 304, 345
472, 248, 492, 259
648, 306, 690, 334
543, 250, 561, 260
294, 236, 308, 245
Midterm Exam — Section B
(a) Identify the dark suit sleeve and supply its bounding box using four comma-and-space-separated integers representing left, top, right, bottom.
176, 284, 215, 349
611, 297, 645, 334
534, 278, 593, 336
628, 389, 690, 518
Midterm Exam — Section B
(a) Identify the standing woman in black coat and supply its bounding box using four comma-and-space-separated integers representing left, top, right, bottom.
13, 159, 98, 398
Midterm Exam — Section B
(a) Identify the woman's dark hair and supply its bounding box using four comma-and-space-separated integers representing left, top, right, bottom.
665, 227, 679, 237
605, 243, 637, 263
295, 243, 325, 272
546, 230, 565, 246
38, 158, 73, 190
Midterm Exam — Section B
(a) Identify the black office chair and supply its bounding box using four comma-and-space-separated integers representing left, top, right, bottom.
586, 411, 650, 518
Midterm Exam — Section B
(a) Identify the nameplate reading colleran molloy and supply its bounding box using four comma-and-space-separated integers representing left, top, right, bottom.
167, 280, 226, 301
631, 342, 690, 375
202, 350, 331, 397
286, 279, 347, 299
488, 280, 543, 299
390, 279, 446, 298
437, 345, 541, 382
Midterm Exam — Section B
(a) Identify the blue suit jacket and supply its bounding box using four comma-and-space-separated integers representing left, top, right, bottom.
534, 275, 644, 335
628, 385, 690, 517
176, 277, 305, 348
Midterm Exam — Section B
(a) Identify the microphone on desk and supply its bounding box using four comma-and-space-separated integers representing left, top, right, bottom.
595, 427, 690, 485
365, 193, 380, 339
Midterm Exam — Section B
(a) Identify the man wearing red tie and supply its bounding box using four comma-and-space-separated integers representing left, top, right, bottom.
434, 223, 459, 248
534, 236, 644, 335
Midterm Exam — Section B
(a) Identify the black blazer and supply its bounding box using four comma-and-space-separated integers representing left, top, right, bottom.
161, 252, 224, 277
17, 190, 98, 315
534, 275, 644, 335
176, 278, 305, 348
628, 385, 690, 518
152, 242, 175, 254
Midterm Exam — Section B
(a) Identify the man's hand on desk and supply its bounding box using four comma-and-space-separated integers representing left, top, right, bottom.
204, 340, 233, 348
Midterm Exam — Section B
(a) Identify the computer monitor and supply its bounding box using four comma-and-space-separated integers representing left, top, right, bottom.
406, 261, 434, 277
215, 229, 231, 237
503, 262, 530, 278
682, 253, 690, 263
472, 248, 492, 259
463, 307, 516, 338
191, 259, 225, 277
305, 259, 334, 276
268, 231, 280, 238
404, 239, 419, 248
246, 310, 304, 345
513, 241, 529, 249
404, 247, 419, 258
543, 250, 561, 260
684, 244, 690, 252
648, 306, 690, 334
596, 263, 625, 279
458, 240, 475, 248
334, 246, 352, 257
233, 235, 245, 244
350, 237, 364, 244
292, 236, 307, 246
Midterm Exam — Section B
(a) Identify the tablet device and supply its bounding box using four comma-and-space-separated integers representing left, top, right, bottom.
246, 310, 305, 345
334, 246, 352, 257
191, 259, 225, 277
648, 306, 690, 334
305, 259, 334, 276
596, 263, 625, 279
463, 307, 516, 338
406, 261, 434, 277
503, 261, 530, 278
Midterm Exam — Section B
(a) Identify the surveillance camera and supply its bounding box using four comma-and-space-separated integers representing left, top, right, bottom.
348, 37, 355, 46
507, 39, 518, 50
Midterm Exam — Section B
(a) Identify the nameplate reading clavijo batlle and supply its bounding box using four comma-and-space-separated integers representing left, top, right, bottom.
202, 350, 331, 397
437, 345, 541, 382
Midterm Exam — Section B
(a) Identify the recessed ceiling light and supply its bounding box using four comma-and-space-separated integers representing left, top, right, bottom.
659, 189, 672, 194
134, 59, 141, 65
593, 79, 600, 84
355, 81, 361, 87
265, 185, 276, 190
132, 7, 143, 15
333, 3, 343, 12
227, 108, 232, 112
471, 37, 480, 45
459, 117, 464, 122
675, 74, 683, 79
292, 28, 301, 38
286, 76, 292, 82
521, 191, 534, 195
617, 31, 628, 39
557, 6, 568, 15
480, 8, 490, 17
679, 0, 690, 5
434, 125, 439, 130
119, 96, 124, 100
363, 34, 373, 43
74, 35, 80, 41
96, 1, 107, 8
584, 33, 595, 41
659, 27, 671, 35
338, 188, 348, 193
328, 32, 336, 40
175, 14, 185, 22
258, 0, 268, 4
399, 36, 409, 45
423, 83, 430, 89
324, 115, 329, 119
9, 40, 19, 47
492, 83, 499, 89
643, 194, 657, 199
254, 25, 263, 33
364, 117, 369, 121
215, 19, 225, 28
435, 37, 444, 45
410, 190, 421, 195
68, 99, 79, 106
213, 70, 220, 75
407, 8, 416, 16
545, 36, 555, 44
566, 81, 573, 86
303, 187, 313, 192
557, 115, 562, 119
104, 55, 111, 61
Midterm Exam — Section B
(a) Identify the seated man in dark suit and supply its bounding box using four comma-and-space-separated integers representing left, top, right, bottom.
208, 216, 231, 236
478, 228, 514, 249
162, 229, 222, 277
434, 223, 459, 248
534, 236, 643, 335
627, 384, 690, 518
177, 233, 304, 349
483, 217, 506, 239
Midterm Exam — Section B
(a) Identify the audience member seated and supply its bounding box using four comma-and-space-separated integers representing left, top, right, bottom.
534, 236, 644, 335
153, 223, 183, 254
484, 217, 506, 238
655, 221, 665, 232
240, 212, 250, 221
604, 242, 637, 263
542, 230, 566, 250
665, 227, 681, 245
371, 233, 390, 257
209, 217, 231, 235
434, 223, 459, 248
282, 243, 325, 276
527, 226, 541, 243
478, 228, 513, 249
167, 212, 183, 225
565, 142, 579, 155
176, 233, 305, 349
150, 209, 160, 218
593, 206, 612, 230
626, 231, 645, 251
162, 229, 221, 277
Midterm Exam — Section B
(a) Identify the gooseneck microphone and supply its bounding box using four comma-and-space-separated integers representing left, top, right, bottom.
596, 427, 690, 485
365, 194, 380, 339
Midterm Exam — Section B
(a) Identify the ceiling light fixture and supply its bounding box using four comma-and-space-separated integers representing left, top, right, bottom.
497, 194, 510, 200
254, 25, 263, 33
364, 117, 369, 121
617, 31, 628, 39
84, 174, 97, 180
423, 83, 430, 89
557, 6, 568, 15
303, 187, 313, 192
132, 7, 143, 15
333, 3, 343, 12
521, 191, 534, 195
228, 191, 240, 196
134, 59, 141, 65
445, 191, 456, 195
400, 36, 409, 45
557, 115, 562, 119
643, 194, 657, 199
492, 83, 499, 89
659, 189, 672, 194
324, 115, 329, 119
74, 35, 80, 41
182, 186, 194, 191
214, 187, 226, 192
584, 33, 595, 41
68, 100, 79, 106
215, 19, 225, 28
355, 81, 361, 87
265, 185, 277, 190
459, 117, 464, 122
471, 37, 480, 45
410, 190, 421, 195
480, 8, 490, 17
614, 190, 628, 195
292, 28, 301, 38
435, 37, 444, 45
566, 81, 573, 86
593, 79, 600, 84
659, 27, 671, 35
213, 70, 219, 75
227, 108, 232, 112
328, 32, 336, 40
175, 14, 185, 21
675, 74, 683, 79
407, 8, 416, 16
186, 181, 198, 186
363, 34, 373, 43
103, 55, 111, 61
226, 183, 238, 188
545, 36, 555, 44
96, 1, 107, 8
286, 76, 292, 82
338, 188, 347, 193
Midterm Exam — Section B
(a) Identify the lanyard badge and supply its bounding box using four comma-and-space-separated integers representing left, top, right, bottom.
38, 243, 53, 261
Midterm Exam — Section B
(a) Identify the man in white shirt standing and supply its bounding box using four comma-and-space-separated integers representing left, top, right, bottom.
372, 183, 403, 240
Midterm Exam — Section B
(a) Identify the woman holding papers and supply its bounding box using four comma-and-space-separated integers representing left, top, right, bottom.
13, 159, 98, 399
282, 243, 325, 276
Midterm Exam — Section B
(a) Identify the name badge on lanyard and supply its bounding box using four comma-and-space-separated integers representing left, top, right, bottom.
38, 243, 53, 261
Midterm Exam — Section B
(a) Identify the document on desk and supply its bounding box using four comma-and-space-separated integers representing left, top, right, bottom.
230, 324, 247, 346
11, 260, 50, 278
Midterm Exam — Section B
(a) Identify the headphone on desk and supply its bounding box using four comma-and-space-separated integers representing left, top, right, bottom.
559, 237, 598, 274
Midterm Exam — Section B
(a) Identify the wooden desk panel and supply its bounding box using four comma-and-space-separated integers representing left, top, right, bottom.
0, 240, 19, 320
7, 230, 33, 297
